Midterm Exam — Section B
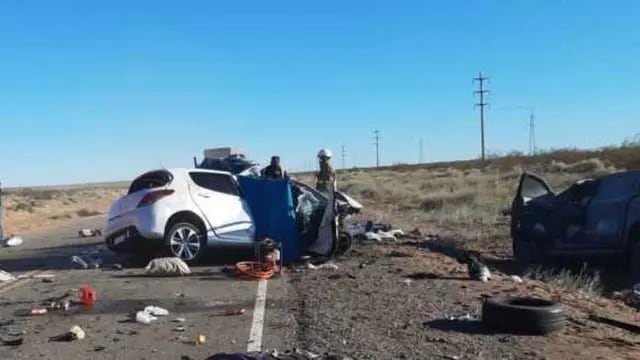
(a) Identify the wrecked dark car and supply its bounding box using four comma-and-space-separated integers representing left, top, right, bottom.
510, 171, 640, 273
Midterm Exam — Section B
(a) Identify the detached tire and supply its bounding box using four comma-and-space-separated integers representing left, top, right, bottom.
482, 297, 565, 335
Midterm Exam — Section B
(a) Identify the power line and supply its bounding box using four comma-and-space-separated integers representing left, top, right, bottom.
473, 72, 489, 161
373, 130, 380, 168
529, 112, 537, 155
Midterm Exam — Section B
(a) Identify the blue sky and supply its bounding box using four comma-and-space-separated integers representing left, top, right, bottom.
1, 0, 638, 186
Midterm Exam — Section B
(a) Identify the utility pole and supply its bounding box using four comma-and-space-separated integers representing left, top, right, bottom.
373, 130, 380, 168
341, 144, 346, 169
419, 137, 424, 164
473, 72, 489, 161
529, 112, 536, 155
0, 182, 4, 241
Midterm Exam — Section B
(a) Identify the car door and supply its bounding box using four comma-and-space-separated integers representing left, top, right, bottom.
510, 172, 555, 241
583, 173, 639, 249
187, 171, 254, 243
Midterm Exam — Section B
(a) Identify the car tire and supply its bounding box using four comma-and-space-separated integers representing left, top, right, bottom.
334, 231, 352, 257
164, 222, 206, 265
482, 296, 565, 335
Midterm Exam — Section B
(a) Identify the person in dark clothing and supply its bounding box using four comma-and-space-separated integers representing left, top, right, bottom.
261, 156, 288, 180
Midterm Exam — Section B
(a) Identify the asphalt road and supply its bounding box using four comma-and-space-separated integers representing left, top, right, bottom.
0, 216, 296, 360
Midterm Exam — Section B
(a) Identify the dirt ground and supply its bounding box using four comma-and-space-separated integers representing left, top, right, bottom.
290, 240, 640, 360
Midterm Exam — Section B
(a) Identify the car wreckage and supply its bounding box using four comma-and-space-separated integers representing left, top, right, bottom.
510, 170, 640, 273
105, 164, 362, 264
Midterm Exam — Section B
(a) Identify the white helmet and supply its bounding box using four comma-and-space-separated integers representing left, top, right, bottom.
317, 148, 332, 159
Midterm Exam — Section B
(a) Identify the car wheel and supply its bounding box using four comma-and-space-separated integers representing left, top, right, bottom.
165, 222, 205, 264
334, 231, 352, 256
482, 296, 566, 335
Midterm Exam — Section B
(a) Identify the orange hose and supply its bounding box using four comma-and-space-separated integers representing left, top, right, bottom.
235, 261, 275, 280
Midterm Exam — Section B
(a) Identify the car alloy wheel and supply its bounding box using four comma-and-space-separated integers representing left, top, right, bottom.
169, 224, 202, 261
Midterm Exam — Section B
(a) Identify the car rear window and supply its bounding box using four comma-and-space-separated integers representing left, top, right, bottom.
128, 170, 173, 194
189, 172, 239, 196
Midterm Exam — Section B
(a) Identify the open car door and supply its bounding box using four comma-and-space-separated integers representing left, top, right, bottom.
511, 172, 554, 240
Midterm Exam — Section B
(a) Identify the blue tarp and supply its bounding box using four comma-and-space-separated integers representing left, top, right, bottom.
237, 176, 301, 262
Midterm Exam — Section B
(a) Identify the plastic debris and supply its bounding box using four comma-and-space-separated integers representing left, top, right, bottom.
111, 263, 123, 271
136, 311, 158, 324
79, 286, 97, 306
144, 306, 169, 316
196, 334, 206, 345
0, 270, 15, 282
31, 308, 48, 316
78, 228, 102, 238
49, 325, 86, 342
403, 279, 414, 285
510, 275, 524, 283
144, 257, 191, 276
306, 262, 339, 270
174, 317, 186, 323
3, 235, 23, 247
364, 232, 382, 242
446, 312, 480, 322
223, 308, 246, 316
174, 325, 186, 332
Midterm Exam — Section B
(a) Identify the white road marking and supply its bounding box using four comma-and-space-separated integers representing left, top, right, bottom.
247, 279, 268, 352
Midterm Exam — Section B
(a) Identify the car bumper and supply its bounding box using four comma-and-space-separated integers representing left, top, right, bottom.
105, 226, 164, 252
105, 206, 166, 241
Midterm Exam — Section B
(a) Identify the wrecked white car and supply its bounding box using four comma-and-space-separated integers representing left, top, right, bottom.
510, 171, 640, 273
105, 168, 361, 264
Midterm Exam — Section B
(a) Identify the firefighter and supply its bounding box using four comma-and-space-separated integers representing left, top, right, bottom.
261, 155, 288, 180
315, 149, 336, 193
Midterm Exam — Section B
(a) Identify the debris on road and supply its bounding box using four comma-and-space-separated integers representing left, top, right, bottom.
235, 261, 275, 279
144, 305, 169, 316
173, 317, 186, 323
79, 286, 97, 306
111, 263, 123, 271
173, 325, 186, 332
2, 235, 23, 247
446, 312, 480, 322
509, 275, 524, 284
144, 257, 191, 276
78, 228, 102, 238
456, 251, 491, 282
306, 262, 339, 270
222, 308, 246, 316
49, 325, 86, 342
136, 311, 157, 324
196, 334, 206, 345
0, 269, 15, 282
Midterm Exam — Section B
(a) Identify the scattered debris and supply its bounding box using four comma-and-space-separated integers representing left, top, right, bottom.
111, 263, 123, 271
93, 346, 106, 352
1, 337, 23, 346
30, 308, 48, 316
144, 306, 169, 316
509, 275, 524, 284
0, 269, 15, 282
456, 251, 491, 282
364, 232, 382, 242
612, 283, 640, 309
79, 286, 97, 306
386, 250, 413, 258
306, 262, 339, 270
144, 257, 191, 277
403, 279, 414, 285
589, 314, 640, 334
174, 318, 186, 323
136, 311, 157, 325
406, 272, 439, 280
2, 235, 23, 247
196, 334, 206, 345
446, 312, 480, 322
78, 228, 102, 238
223, 308, 246, 316
174, 326, 186, 332
49, 325, 86, 342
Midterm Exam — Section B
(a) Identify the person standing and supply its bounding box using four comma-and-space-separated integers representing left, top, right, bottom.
315, 149, 336, 193
261, 156, 288, 180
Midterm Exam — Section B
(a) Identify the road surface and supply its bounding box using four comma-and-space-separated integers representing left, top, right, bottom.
0, 216, 296, 359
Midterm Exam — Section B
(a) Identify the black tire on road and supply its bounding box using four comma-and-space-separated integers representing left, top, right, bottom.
164, 222, 206, 265
482, 297, 566, 335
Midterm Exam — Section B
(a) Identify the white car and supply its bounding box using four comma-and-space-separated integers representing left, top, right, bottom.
105, 168, 361, 264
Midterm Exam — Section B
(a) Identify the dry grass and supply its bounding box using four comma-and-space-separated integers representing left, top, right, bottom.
3, 187, 126, 233
524, 265, 602, 296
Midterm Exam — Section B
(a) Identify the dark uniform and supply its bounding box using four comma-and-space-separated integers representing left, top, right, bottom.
261, 156, 288, 180
315, 162, 336, 193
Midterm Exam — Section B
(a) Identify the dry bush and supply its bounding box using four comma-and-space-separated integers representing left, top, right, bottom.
525, 265, 602, 296
419, 191, 476, 212
76, 208, 102, 217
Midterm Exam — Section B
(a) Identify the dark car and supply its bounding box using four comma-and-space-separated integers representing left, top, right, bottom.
510, 171, 640, 273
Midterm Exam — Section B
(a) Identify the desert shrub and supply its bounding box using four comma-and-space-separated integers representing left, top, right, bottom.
50, 213, 73, 220
420, 191, 476, 212
76, 209, 102, 217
